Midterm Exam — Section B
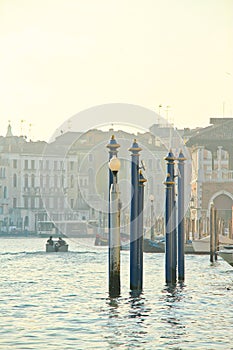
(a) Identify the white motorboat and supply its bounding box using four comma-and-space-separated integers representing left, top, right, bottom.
192, 235, 233, 253
218, 246, 233, 267
46, 240, 69, 252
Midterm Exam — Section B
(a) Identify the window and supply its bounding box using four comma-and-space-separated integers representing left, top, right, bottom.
46, 175, 50, 187
54, 197, 58, 209
3, 186, 7, 199
13, 198, 17, 208
24, 197, 28, 209
39, 197, 43, 209
31, 160, 35, 170
31, 197, 35, 209
24, 160, 28, 169
13, 159, 17, 168
39, 160, 43, 170
54, 175, 58, 187
70, 198, 74, 208
54, 161, 57, 170
70, 175, 74, 188
40, 175, 43, 187
70, 161, 74, 171
31, 174, 35, 188
13, 174, 17, 187
24, 174, 29, 188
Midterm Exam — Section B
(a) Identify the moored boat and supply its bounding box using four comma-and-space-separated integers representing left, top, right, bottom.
94, 234, 108, 246
218, 246, 233, 267
192, 235, 233, 254
143, 238, 165, 253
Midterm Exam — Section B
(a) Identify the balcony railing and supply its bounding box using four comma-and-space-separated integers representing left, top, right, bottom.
203, 170, 233, 182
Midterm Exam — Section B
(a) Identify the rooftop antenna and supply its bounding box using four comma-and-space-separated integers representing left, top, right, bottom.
165, 105, 172, 148
158, 104, 162, 124
20, 119, 25, 136
29, 123, 32, 141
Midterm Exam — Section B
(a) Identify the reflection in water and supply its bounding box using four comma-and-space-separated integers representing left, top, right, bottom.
107, 296, 120, 319
128, 293, 149, 321
104, 293, 151, 348
159, 283, 186, 344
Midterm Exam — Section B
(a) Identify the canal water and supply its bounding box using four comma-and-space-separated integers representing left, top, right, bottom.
0, 237, 232, 349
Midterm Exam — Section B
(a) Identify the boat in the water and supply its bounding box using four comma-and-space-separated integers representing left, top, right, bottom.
192, 235, 233, 254
218, 246, 233, 267
143, 238, 165, 253
94, 234, 108, 246
46, 240, 69, 252
94, 233, 130, 247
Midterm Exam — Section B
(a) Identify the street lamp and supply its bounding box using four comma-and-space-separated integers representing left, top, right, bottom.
149, 194, 155, 241
108, 155, 121, 297
109, 156, 121, 183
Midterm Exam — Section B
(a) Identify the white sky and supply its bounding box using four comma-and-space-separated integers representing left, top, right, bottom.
0, 0, 233, 141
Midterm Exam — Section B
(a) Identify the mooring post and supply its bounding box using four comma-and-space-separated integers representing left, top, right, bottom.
210, 203, 215, 263
149, 195, 155, 241
138, 170, 147, 291
177, 150, 186, 281
164, 150, 176, 284
214, 207, 218, 261
129, 139, 142, 291
108, 156, 121, 297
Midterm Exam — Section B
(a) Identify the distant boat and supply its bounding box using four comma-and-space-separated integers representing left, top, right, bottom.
94, 234, 108, 246
46, 240, 69, 252
38, 220, 98, 238
94, 233, 130, 247
218, 246, 233, 267
143, 238, 165, 253
192, 235, 233, 254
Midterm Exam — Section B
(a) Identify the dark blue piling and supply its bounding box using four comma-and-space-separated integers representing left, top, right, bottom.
138, 170, 147, 291
164, 150, 176, 284
128, 139, 142, 291
177, 150, 186, 281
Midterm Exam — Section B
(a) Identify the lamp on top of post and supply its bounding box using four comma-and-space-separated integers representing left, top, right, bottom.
109, 155, 121, 184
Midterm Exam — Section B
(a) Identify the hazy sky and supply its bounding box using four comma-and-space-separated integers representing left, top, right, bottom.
0, 0, 233, 141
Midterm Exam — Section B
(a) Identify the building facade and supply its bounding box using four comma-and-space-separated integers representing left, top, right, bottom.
186, 118, 233, 235
0, 124, 168, 235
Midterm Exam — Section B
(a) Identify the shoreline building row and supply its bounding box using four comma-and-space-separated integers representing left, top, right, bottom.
1, 117, 233, 238
0, 124, 169, 234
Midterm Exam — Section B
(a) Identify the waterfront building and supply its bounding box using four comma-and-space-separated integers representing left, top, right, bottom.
186, 118, 233, 237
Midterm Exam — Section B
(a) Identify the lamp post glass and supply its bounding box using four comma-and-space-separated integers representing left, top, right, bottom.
109, 156, 121, 172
